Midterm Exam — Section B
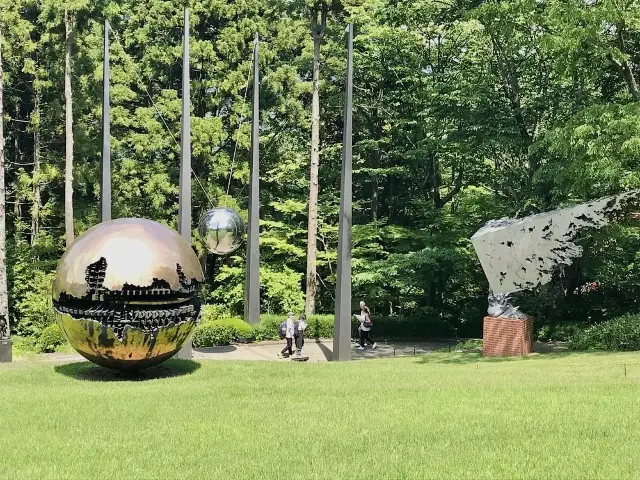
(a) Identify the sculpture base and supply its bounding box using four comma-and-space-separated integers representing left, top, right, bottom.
482, 316, 533, 357
0, 339, 12, 363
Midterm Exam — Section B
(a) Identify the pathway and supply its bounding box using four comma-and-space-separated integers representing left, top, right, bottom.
15, 339, 568, 364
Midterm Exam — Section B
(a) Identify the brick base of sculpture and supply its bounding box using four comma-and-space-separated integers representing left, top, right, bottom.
0, 338, 12, 363
482, 316, 533, 357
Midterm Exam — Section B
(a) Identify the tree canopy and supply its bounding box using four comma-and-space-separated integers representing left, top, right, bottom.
2, 0, 640, 339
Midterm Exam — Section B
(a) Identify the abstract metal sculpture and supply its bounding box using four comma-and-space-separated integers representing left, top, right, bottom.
472, 189, 640, 315
52, 218, 204, 370
199, 207, 245, 255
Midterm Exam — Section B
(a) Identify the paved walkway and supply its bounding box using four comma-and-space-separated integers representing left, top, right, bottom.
18, 339, 453, 364
14, 339, 568, 364
193, 339, 451, 362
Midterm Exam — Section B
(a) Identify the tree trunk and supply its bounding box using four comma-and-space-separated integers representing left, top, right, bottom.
13, 105, 20, 227
0, 25, 10, 339
31, 92, 41, 244
64, 9, 74, 247
305, 4, 327, 316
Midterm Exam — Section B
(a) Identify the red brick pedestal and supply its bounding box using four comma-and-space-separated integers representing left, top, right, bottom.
482, 316, 533, 356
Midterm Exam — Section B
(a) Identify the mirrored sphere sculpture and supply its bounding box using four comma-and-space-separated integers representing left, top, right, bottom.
198, 207, 245, 255
52, 218, 204, 370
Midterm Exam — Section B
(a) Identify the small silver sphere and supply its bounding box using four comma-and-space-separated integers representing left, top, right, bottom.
199, 207, 245, 255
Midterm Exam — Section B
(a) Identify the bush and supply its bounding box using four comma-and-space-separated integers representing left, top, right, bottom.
451, 339, 483, 351
37, 323, 67, 353
571, 314, 640, 351
256, 315, 283, 341
214, 317, 254, 339
200, 304, 232, 324
12, 270, 57, 337
349, 313, 455, 339
255, 314, 334, 341
536, 323, 582, 342
305, 315, 334, 338
192, 323, 234, 348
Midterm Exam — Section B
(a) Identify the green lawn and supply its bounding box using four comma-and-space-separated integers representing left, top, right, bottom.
1, 351, 639, 479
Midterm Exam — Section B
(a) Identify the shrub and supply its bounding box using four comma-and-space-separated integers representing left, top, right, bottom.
200, 304, 232, 324
214, 317, 254, 339
37, 323, 67, 353
255, 314, 334, 341
192, 323, 234, 348
451, 339, 483, 351
305, 315, 334, 338
256, 315, 283, 341
571, 314, 640, 351
536, 323, 581, 342
12, 270, 57, 337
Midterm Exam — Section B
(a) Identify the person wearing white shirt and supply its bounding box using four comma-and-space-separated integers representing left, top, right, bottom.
278, 312, 295, 358
294, 314, 307, 355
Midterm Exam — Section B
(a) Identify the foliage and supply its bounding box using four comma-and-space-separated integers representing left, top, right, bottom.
36, 323, 66, 353
192, 322, 234, 348
4, 0, 640, 343
254, 314, 334, 340
199, 304, 233, 324
451, 339, 483, 352
571, 314, 640, 351
213, 317, 254, 339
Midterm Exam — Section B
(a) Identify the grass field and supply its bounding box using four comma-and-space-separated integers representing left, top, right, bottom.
1, 351, 639, 479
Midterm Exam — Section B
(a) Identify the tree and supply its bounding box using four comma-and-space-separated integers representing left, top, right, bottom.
64, 7, 74, 247
305, 1, 327, 315
0, 21, 9, 340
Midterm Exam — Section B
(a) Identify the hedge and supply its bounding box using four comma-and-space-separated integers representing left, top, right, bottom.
192, 323, 234, 347
571, 314, 640, 351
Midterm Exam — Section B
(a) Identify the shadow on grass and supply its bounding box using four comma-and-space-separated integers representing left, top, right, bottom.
414, 349, 618, 365
54, 359, 201, 381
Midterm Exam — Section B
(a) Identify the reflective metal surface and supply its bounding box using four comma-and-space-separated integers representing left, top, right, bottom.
52, 218, 203, 370
56, 313, 197, 370
52, 218, 203, 300
198, 207, 245, 255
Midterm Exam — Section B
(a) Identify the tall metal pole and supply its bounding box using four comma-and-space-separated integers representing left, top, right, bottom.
100, 19, 111, 223
244, 33, 260, 326
333, 24, 354, 361
176, 8, 192, 359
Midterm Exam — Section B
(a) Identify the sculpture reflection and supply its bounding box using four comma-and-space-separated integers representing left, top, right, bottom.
198, 207, 245, 255
52, 218, 203, 370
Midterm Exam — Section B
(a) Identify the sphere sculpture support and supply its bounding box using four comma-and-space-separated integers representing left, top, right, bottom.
176, 7, 193, 359
333, 24, 354, 362
245, 33, 260, 326
52, 218, 204, 370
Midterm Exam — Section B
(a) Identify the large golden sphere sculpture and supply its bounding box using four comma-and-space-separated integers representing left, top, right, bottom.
52, 218, 204, 370
198, 207, 245, 255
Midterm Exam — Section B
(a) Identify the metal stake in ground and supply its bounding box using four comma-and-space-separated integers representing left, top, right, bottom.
244, 33, 260, 326
176, 7, 192, 359
333, 24, 354, 362
100, 19, 111, 223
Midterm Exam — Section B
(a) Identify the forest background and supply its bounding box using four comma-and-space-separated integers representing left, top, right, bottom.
2, 0, 640, 343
